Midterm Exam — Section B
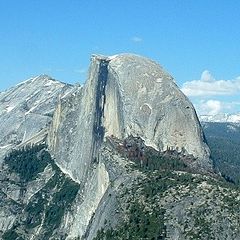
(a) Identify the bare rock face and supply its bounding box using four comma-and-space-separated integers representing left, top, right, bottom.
0, 76, 74, 238
105, 54, 210, 167
0, 75, 73, 165
47, 54, 212, 238
49, 54, 211, 183
0, 54, 214, 239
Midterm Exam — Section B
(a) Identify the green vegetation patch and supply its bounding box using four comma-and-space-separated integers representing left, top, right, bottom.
94, 171, 193, 239
2, 144, 80, 240
202, 122, 240, 184
95, 137, 240, 240
2, 230, 24, 240
22, 168, 79, 239
95, 203, 166, 240
4, 144, 52, 182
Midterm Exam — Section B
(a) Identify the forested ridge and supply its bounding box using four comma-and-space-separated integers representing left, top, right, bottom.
202, 122, 240, 184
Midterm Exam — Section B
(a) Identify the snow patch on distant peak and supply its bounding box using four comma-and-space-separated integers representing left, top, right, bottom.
199, 113, 240, 123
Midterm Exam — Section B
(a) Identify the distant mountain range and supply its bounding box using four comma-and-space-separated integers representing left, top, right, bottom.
201, 121, 240, 184
199, 113, 240, 123
200, 112, 240, 184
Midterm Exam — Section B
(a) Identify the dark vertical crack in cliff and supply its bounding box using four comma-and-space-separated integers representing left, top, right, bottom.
92, 59, 109, 162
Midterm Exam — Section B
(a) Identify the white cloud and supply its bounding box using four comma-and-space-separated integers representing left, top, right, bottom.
194, 100, 239, 115
200, 70, 215, 82
197, 100, 223, 115
181, 70, 240, 97
131, 36, 143, 43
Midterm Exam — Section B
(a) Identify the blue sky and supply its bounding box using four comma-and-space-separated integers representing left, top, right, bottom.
0, 0, 239, 114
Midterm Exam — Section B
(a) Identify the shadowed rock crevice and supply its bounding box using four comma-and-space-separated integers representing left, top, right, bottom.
92, 59, 109, 163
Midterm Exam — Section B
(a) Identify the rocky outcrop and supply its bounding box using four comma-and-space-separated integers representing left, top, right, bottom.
0, 53, 214, 239
47, 53, 212, 239
0, 75, 73, 165
49, 53, 211, 183
0, 145, 80, 239
106, 54, 210, 166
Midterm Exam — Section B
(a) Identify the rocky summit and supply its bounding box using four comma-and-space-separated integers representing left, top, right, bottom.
0, 54, 239, 240
0, 75, 73, 165
48, 54, 211, 182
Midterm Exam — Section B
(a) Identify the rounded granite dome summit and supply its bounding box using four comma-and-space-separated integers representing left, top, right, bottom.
46, 53, 212, 238
92, 53, 211, 168
109, 53, 174, 83
49, 53, 212, 185
93, 53, 174, 82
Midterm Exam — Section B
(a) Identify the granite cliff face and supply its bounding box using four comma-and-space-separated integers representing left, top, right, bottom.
2, 54, 233, 240
0, 76, 74, 238
48, 54, 211, 183
0, 75, 73, 165
105, 54, 210, 163
45, 54, 212, 238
